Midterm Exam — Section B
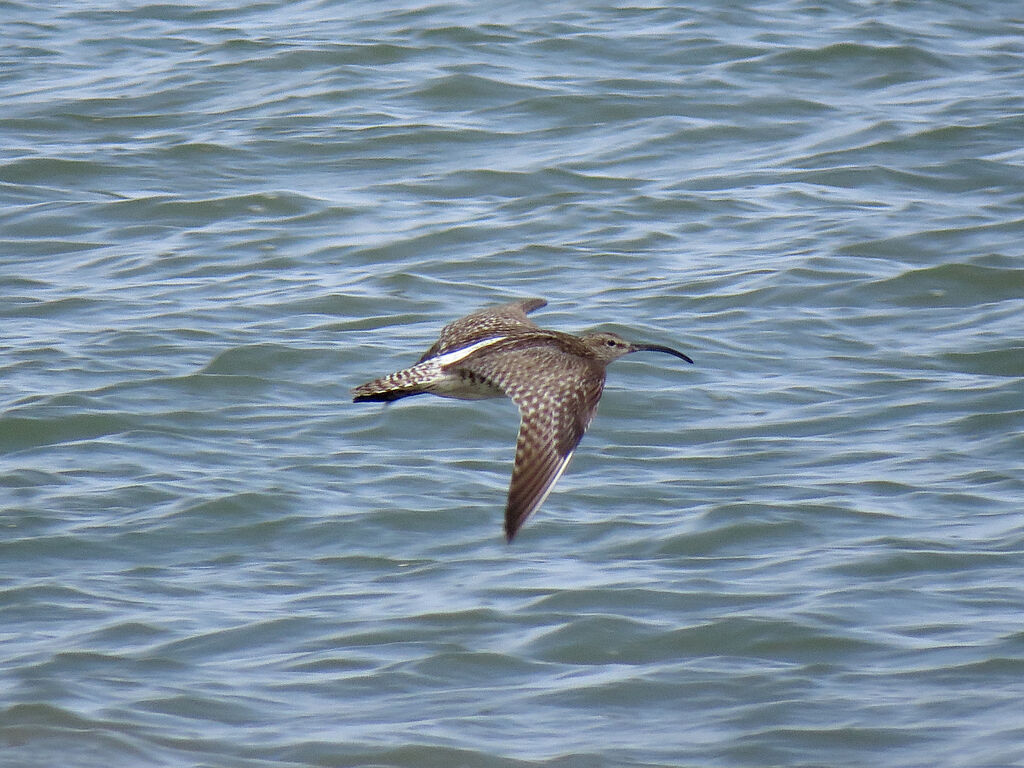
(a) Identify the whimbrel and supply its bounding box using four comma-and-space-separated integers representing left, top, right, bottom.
352, 298, 693, 541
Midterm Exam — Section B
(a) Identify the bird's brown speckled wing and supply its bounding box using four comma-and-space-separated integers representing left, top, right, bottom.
457, 343, 605, 541
417, 298, 546, 362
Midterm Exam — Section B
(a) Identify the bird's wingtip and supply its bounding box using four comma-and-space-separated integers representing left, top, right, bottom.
504, 511, 525, 543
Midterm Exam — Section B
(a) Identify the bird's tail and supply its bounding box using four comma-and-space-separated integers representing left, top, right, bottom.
352, 360, 442, 403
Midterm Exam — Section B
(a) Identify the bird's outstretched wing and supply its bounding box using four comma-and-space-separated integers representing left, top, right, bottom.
457, 343, 605, 541
417, 298, 546, 362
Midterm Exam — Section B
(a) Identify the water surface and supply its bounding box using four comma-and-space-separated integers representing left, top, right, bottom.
2, 2, 1024, 766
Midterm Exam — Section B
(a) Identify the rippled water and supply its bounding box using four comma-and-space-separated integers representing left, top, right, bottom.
3, 2, 1024, 766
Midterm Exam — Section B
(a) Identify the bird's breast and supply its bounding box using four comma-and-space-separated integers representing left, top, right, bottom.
428, 372, 505, 400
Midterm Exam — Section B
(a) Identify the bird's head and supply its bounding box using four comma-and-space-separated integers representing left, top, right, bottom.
582, 331, 694, 365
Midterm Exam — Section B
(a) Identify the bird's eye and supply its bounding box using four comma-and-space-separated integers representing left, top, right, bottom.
606, 339, 616, 346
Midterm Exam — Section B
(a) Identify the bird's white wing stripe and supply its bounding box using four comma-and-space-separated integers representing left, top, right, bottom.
429, 335, 507, 366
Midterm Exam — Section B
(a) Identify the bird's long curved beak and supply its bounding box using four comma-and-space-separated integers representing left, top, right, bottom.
629, 343, 694, 364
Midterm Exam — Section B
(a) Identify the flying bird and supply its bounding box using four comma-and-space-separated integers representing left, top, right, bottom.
352, 298, 693, 541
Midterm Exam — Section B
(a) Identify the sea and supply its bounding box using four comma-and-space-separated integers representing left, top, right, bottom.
2, 2, 1023, 766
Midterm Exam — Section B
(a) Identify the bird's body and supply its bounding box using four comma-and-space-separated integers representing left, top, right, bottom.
352, 298, 693, 541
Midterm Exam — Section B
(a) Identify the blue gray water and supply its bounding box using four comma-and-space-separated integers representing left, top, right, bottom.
3, 2, 1024, 766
